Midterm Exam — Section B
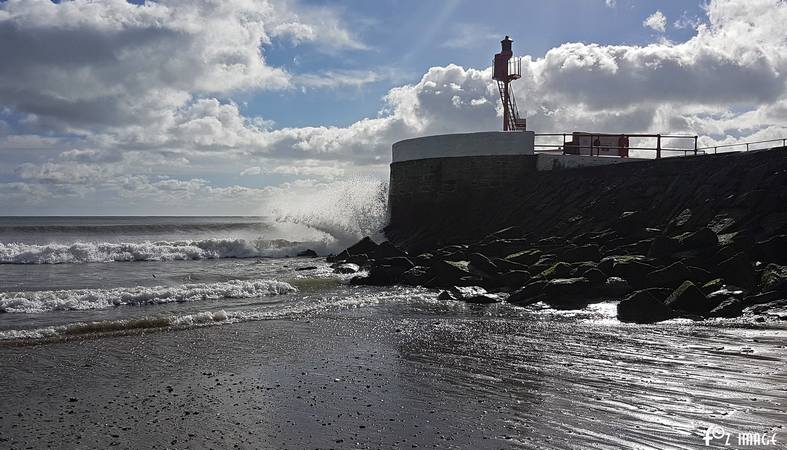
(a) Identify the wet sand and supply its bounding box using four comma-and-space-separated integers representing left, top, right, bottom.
1, 303, 786, 449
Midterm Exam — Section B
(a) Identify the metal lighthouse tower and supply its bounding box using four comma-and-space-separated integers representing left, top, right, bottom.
493, 36, 526, 131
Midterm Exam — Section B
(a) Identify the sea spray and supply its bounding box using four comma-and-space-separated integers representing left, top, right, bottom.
270, 178, 389, 252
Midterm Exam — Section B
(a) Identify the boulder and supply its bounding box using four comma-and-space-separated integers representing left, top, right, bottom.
537, 262, 573, 280
378, 257, 414, 270
602, 277, 632, 298
687, 266, 712, 284
755, 235, 787, 264
677, 228, 718, 251
413, 253, 434, 266
709, 297, 747, 318
598, 255, 647, 276
401, 266, 430, 285
449, 286, 502, 304
496, 270, 532, 289
437, 290, 455, 301
614, 211, 644, 236
543, 277, 592, 308
492, 257, 529, 272
639, 287, 674, 302
760, 263, 787, 294
646, 261, 693, 289
354, 264, 409, 286
296, 249, 318, 257
468, 253, 499, 279
345, 254, 369, 267
582, 268, 607, 286
429, 260, 471, 286
718, 252, 756, 288
647, 236, 680, 259
664, 281, 714, 315
472, 239, 529, 258
507, 280, 548, 306
504, 249, 542, 266
701, 278, 724, 295
346, 237, 378, 256
610, 259, 657, 289
562, 244, 601, 263
327, 249, 350, 263
617, 290, 674, 324
371, 241, 406, 259
333, 263, 360, 274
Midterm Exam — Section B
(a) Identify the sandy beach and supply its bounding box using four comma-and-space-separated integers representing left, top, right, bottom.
2, 297, 785, 449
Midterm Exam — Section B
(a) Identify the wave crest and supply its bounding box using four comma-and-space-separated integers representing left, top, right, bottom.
0, 279, 296, 313
0, 239, 313, 264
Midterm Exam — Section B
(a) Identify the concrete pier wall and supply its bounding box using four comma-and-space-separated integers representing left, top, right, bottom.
392, 131, 535, 163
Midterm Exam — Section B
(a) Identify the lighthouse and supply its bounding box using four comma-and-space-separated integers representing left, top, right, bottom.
493, 36, 526, 131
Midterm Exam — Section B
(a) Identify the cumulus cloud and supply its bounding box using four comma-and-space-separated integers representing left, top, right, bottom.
643, 11, 667, 32
1, 0, 787, 214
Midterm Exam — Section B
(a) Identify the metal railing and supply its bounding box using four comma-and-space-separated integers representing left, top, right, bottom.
698, 137, 787, 154
533, 133, 787, 159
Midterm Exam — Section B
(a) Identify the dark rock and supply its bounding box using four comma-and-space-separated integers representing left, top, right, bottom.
755, 235, 787, 264
468, 253, 499, 279
437, 290, 455, 301
543, 277, 592, 308
676, 228, 718, 251
429, 260, 471, 286
582, 268, 607, 286
614, 211, 644, 236
537, 262, 573, 280
401, 266, 430, 285
333, 263, 360, 274
639, 287, 674, 302
472, 239, 529, 258
345, 254, 369, 266
346, 237, 378, 256
504, 249, 542, 266
327, 250, 350, 263
602, 277, 632, 298
646, 261, 693, 289
296, 249, 318, 257
617, 290, 674, 324
378, 257, 414, 270
709, 297, 747, 318
355, 264, 410, 286
687, 266, 712, 284
647, 236, 680, 259
610, 258, 657, 289
371, 241, 406, 259
562, 244, 601, 263
482, 226, 525, 242
598, 255, 647, 276
718, 252, 756, 288
701, 278, 724, 294
664, 281, 714, 315
496, 270, 532, 289
449, 286, 502, 304
492, 257, 529, 273
760, 263, 787, 294
507, 280, 548, 306
296, 266, 318, 271
413, 253, 433, 266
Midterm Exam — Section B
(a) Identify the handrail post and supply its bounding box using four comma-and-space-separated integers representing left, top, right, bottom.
746, 143, 749, 152
694, 136, 698, 156
783, 138, 786, 148
656, 134, 661, 159
714, 147, 717, 154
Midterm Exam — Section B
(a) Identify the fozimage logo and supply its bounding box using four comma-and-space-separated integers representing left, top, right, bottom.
703, 424, 779, 447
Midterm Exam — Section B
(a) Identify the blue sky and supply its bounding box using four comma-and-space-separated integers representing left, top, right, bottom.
243, 0, 707, 128
0, 0, 784, 215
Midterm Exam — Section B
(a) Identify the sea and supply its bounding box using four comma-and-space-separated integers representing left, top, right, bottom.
1, 214, 786, 447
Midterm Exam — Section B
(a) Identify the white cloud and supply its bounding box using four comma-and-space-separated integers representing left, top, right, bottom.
2, 0, 787, 214
605, 0, 616, 8
643, 11, 667, 33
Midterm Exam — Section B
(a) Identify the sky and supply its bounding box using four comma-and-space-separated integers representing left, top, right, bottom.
0, 0, 786, 215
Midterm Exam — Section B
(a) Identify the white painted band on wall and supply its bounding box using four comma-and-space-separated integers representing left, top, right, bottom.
392, 131, 535, 163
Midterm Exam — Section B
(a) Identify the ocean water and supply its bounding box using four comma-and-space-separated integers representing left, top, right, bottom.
1, 214, 786, 448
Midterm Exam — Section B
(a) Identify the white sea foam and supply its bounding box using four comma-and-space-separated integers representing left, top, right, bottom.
270, 178, 389, 252
0, 238, 320, 264
0, 279, 296, 313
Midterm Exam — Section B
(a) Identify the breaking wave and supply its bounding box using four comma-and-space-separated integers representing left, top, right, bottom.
0, 279, 296, 313
0, 238, 319, 264
271, 178, 389, 252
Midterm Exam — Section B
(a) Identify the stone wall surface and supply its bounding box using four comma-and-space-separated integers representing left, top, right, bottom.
385, 148, 787, 252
